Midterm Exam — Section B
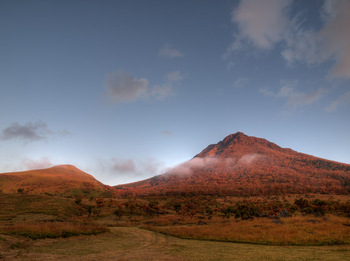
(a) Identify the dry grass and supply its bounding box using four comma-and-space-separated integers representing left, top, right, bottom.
150, 215, 350, 246
2, 227, 349, 261
0, 222, 108, 239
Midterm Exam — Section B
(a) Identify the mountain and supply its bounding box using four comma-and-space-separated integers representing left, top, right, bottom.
116, 132, 350, 196
0, 165, 115, 197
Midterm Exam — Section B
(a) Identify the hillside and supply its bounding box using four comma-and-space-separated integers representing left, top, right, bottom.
116, 132, 350, 196
0, 165, 115, 197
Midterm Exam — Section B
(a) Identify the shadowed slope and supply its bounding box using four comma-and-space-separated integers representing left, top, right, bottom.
0, 165, 115, 196
116, 132, 350, 196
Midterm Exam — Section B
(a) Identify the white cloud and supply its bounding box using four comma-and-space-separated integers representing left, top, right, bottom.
259, 82, 326, 109
158, 44, 184, 58
231, 0, 292, 50
326, 91, 350, 112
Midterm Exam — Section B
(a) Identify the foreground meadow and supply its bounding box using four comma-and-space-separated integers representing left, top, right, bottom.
1, 193, 349, 260
1, 227, 350, 260
149, 215, 350, 246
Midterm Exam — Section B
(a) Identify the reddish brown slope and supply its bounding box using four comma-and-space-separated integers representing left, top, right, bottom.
116, 132, 350, 196
0, 165, 115, 196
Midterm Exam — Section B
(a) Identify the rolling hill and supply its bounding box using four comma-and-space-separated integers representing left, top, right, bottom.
0, 165, 115, 197
116, 132, 350, 196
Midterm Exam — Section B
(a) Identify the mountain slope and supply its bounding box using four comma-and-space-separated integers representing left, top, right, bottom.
0, 165, 115, 197
116, 132, 350, 196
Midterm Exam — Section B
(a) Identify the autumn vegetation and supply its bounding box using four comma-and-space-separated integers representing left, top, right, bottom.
116, 133, 350, 197
0, 132, 349, 256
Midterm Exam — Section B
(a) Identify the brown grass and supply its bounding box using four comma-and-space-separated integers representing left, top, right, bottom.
150, 215, 350, 246
0, 221, 108, 239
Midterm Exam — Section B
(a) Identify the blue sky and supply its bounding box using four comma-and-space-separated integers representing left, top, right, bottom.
1, 0, 349, 185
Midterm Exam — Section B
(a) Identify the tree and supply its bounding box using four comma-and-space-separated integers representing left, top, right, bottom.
114, 204, 125, 220
74, 195, 83, 205
96, 198, 105, 208
17, 188, 25, 195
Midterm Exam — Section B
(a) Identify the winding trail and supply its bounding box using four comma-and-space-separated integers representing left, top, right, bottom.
1, 227, 349, 260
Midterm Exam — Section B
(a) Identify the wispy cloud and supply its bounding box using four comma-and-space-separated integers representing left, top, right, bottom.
97, 157, 167, 180
167, 154, 265, 176
151, 84, 173, 100
238, 153, 263, 165
1, 121, 68, 142
111, 158, 136, 173
105, 70, 149, 103
282, 0, 350, 79
105, 70, 185, 104
234, 78, 249, 88
228, 0, 350, 79
319, 0, 350, 78
161, 130, 173, 136
326, 91, 350, 112
22, 157, 54, 170
167, 156, 220, 176
166, 71, 186, 82
158, 44, 184, 58
259, 82, 326, 109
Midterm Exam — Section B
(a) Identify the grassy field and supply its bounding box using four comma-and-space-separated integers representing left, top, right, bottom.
1, 227, 349, 260
149, 215, 350, 246
0, 194, 79, 224
1, 193, 349, 259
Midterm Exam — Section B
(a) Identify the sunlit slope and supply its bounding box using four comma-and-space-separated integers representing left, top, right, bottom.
116, 132, 350, 196
0, 165, 115, 196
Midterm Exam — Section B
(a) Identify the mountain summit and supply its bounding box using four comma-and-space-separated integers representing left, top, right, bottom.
195, 132, 293, 158
116, 132, 350, 196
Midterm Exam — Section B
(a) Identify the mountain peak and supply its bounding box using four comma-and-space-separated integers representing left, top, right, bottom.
50, 164, 81, 171
196, 132, 274, 157
222, 132, 250, 143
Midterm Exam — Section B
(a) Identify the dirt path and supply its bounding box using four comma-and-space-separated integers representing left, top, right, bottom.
1, 227, 349, 260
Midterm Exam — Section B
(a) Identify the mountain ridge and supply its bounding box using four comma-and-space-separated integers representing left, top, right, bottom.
0, 164, 115, 196
1, 132, 349, 197
116, 132, 350, 196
